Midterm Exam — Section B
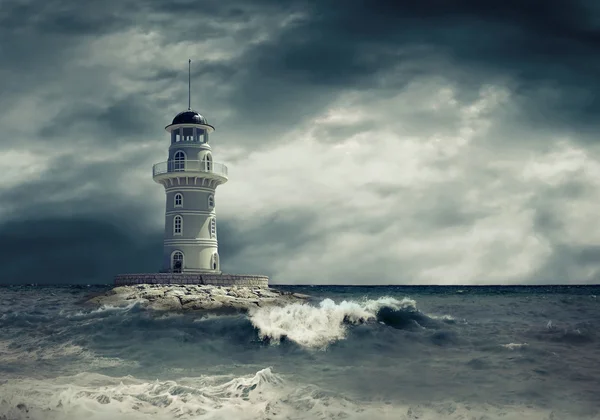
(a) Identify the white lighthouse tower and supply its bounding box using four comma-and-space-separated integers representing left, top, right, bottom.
152, 60, 227, 274
114, 61, 268, 287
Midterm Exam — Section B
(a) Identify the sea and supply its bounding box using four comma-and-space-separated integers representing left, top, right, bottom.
0, 284, 598, 420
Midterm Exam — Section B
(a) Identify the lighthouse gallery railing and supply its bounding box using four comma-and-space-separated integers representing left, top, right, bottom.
152, 160, 228, 177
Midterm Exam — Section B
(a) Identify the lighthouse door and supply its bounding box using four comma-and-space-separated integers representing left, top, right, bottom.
172, 251, 184, 273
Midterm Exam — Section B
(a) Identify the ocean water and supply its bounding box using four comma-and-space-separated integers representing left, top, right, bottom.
0, 285, 598, 420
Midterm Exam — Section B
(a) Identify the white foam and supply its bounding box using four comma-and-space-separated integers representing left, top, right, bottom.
502, 342, 528, 350
249, 297, 417, 349
0, 368, 567, 420
66, 301, 144, 318
428, 314, 456, 321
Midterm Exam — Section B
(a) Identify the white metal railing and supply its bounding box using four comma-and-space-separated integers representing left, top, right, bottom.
152, 160, 228, 177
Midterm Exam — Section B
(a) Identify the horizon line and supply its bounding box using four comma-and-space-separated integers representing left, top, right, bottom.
1, 283, 599, 287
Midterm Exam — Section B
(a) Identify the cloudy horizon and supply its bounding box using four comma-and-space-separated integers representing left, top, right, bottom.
1, 0, 599, 285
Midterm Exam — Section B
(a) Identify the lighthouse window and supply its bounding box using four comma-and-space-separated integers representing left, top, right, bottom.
174, 215, 183, 235
173, 151, 186, 171
171, 129, 179, 143
210, 217, 216, 238
195, 128, 205, 142
182, 127, 194, 141
203, 154, 212, 171
174, 193, 183, 207
208, 194, 214, 209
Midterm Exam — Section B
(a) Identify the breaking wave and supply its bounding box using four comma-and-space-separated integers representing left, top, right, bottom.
0, 367, 564, 420
249, 297, 454, 348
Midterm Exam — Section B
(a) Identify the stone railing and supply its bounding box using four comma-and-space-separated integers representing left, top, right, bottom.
114, 273, 269, 288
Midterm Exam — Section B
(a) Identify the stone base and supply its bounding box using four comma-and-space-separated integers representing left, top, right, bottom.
114, 273, 269, 288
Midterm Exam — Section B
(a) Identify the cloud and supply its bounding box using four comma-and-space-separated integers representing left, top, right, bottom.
0, 218, 162, 284
0, 0, 599, 284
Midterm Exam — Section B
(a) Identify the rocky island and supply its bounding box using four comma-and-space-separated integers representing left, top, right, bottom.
87, 284, 310, 313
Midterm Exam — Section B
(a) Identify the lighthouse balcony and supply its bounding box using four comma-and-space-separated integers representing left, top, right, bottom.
152, 160, 228, 182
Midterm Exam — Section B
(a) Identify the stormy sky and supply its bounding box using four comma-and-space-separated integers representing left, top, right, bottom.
1, 0, 599, 285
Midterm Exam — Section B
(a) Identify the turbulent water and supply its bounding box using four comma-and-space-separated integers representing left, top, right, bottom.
0, 285, 598, 420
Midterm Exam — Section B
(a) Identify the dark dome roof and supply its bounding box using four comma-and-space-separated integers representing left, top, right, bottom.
172, 110, 208, 125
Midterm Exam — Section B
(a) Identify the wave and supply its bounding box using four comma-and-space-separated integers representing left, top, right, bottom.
249, 297, 453, 349
0, 367, 569, 420
65, 301, 147, 319
0, 295, 458, 358
0, 368, 359, 420
0, 337, 136, 371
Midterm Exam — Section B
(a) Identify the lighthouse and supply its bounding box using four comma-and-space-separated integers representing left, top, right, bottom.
114, 61, 268, 287
152, 59, 227, 274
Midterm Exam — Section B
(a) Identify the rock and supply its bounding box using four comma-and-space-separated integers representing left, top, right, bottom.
182, 300, 208, 311
166, 289, 187, 297
140, 290, 164, 301
179, 294, 201, 306
150, 296, 182, 311
87, 285, 309, 313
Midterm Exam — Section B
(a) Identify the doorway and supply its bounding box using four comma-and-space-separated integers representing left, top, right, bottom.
172, 251, 184, 273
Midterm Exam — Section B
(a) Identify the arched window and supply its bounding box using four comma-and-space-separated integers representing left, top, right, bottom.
208, 194, 215, 209
172, 251, 184, 273
212, 253, 219, 271
202, 154, 212, 171
174, 215, 183, 235
173, 151, 186, 171
210, 217, 216, 238
174, 193, 183, 207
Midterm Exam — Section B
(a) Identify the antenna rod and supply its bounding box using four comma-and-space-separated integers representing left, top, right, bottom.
188, 59, 191, 110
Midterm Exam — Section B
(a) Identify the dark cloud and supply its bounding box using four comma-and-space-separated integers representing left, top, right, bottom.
529, 243, 600, 284
4, 0, 599, 146
195, 0, 599, 149
218, 210, 321, 258
39, 95, 161, 143
0, 218, 162, 284
0, 151, 163, 228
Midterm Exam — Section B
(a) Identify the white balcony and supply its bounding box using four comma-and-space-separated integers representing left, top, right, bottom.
152, 160, 228, 181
